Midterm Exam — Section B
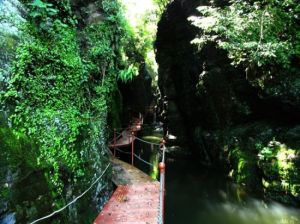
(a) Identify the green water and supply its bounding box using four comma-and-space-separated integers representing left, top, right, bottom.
164, 156, 300, 224
129, 126, 300, 224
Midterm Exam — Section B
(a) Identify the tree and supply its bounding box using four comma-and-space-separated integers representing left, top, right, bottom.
190, 0, 300, 73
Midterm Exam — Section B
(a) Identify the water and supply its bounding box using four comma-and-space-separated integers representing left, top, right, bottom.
123, 125, 300, 224
164, 156, 300, 224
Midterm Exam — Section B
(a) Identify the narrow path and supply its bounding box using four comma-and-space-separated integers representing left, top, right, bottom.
94, 158, 159, 224
94, 117, 162, 224
111, 157, 155, 185
109, 118, 143, 148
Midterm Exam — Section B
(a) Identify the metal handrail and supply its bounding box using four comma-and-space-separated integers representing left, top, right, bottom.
109, 124, 166, 224
158, 140, 166, 224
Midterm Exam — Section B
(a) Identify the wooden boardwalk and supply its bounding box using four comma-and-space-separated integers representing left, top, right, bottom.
109, 118, 143, 148
94, 158, 160, 224
109, 130, 135, 147
94, 118, 161, 224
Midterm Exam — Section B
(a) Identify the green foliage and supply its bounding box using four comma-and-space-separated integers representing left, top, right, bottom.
1, 0, 165, 198
153, 0, 171, 14
119, 0, 170, 81
2, 20, 88, 190
26, 0, 76, 32
83, 0, 138, 95
0, 127, 39, 169
190, 0, 300, 72
229, 146, 258, 187
28, 0, 59, 18
118, 64, 139, 82
27, 0, 59, 30
1, 0, 141, 193
85, 0, 140, 83
258, 140, 300, 201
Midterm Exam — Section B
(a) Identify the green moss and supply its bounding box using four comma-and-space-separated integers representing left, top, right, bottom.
258, 140, 300, 203
229, 147, 258, 189
108, 90, 123, 129
1, 0, 126, 193
0, 127, 38, 168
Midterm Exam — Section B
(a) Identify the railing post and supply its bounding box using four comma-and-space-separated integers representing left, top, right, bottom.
113, 128, 116, 156
159, 139, 166, 224
131, 131, 135, 165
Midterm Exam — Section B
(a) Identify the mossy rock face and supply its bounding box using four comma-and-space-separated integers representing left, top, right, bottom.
0, 126, 53, 223
201, 123, 300, 205
228, 147, 261, 192
258, 140, 300, 204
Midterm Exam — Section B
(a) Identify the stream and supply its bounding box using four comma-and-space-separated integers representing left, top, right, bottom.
118, 124, 300, 224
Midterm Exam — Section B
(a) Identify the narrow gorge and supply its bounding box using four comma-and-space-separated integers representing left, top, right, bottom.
0, 0, 300, 223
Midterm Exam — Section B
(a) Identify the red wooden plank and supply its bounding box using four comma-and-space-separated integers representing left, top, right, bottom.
94, 183, 159, 224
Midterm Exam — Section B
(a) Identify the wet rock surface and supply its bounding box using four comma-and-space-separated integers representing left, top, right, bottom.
111, 157, 156, 185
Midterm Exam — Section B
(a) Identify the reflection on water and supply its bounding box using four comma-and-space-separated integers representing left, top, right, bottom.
149, 144, 160, 179
203, 200, 300, 224
164, 153, 300, 224
130, 126, 300, 224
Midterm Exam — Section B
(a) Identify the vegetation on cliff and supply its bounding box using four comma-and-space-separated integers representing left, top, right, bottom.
190, 0, 300, 72
188, 0, 300, 204
0, 0, 168, 222
155, 0, 300, 205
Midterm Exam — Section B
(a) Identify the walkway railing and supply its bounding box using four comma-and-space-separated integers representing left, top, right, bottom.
28, 118, 165, 224
158, 140, 166, 224
29, 164, 111, 224
109, 123, 166, 224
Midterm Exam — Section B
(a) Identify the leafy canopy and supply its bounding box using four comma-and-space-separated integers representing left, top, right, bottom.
190, 0, 300, 72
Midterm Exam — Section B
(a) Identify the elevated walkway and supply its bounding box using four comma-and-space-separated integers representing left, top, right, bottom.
94, 158, 159, 224
94, 116, 166, 224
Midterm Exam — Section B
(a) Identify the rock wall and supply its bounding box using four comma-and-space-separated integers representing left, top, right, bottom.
118, 64, 153, 124
0, 1, 112, 223
156, 0, 300, 205
155, 0, 204, 144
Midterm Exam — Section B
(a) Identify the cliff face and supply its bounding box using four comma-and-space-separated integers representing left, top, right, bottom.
156, 0, 300, 205
155, 0, 204, 144
0, 1, 113, 223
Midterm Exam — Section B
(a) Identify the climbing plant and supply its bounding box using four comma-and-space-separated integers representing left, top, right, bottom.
0, 0, 142, 193
2, 19, 87, 190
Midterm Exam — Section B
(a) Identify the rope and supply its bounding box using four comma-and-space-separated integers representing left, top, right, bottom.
108, 132, 123, 144
114, 147, 132, 155
114, 147, 154, 167
132, 136, 161, 146
109, 128, 161, 147
29, 164, 111, 224
134, 154, 154, 167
